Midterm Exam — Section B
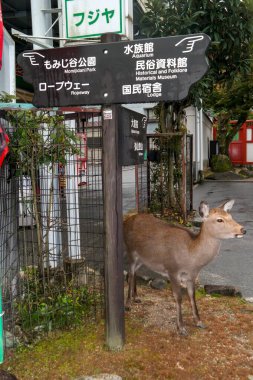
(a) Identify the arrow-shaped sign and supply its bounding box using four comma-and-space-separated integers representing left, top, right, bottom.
17, 33, 211, 107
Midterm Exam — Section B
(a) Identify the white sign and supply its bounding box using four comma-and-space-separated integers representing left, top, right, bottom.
103, 109, 113, 120
63, 0, 125, 39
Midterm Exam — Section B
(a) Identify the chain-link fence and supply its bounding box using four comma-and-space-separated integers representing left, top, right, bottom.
122, 163, 148, 214
0, 107, 193, 351
0, 108, 105, 348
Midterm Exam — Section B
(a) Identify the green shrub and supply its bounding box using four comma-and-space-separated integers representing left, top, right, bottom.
211, 154, 233, 172
15, 267, 101, 337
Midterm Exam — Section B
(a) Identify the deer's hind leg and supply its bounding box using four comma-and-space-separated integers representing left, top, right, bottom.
126, 256, 141, 310
171, 278, 187, 336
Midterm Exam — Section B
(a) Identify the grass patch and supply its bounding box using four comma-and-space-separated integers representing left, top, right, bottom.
2, 287, 253, 380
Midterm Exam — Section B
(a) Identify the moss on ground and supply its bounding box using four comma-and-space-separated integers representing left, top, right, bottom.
2, 286, 253, 380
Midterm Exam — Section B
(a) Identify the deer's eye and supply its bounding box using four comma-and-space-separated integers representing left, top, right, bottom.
217, 218, 223, 223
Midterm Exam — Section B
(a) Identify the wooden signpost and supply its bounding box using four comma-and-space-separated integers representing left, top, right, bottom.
18, 32, 210, 350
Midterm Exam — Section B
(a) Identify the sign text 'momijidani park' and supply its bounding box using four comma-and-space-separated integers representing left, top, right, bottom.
18, 33, 210, 107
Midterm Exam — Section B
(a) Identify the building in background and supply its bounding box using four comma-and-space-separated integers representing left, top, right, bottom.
1, 0, 146, 99
1, 0, 213, 182
124, 102, 213, 183
228, 120, 253, 166
186, 106, 213, 180
0, 27, 15, 96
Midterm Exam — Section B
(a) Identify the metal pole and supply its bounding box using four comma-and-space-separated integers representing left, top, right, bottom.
0, 288, 3, 363
195, 107, 201, 181
181, 134, 187, 219
31, 0, 53, 50
101, 33, 125, 351
199, 99, 204, 172
65, 118, 81, 261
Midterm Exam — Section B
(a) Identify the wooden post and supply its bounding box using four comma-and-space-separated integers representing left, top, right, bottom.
102, 104, 125, 350
135, 165, 139, 212
101, 33, 125, 350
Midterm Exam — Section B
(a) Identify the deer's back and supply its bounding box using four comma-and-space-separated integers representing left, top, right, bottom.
124, 213, 197, 271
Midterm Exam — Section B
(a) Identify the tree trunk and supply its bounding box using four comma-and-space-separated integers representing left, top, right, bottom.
165, 104, 176, 209
30, 157, 43, 273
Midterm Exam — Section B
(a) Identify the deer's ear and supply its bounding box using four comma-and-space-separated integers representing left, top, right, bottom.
199, 201, 209, 218
220, 199, 235, 212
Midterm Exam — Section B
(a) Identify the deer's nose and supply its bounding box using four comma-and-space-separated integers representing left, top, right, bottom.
241, 228, 246, 235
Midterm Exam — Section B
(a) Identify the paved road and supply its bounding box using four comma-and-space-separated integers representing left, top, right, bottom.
193, 180, 253, 299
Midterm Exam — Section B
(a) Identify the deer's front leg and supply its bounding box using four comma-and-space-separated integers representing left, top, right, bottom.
186, 279, 206, 329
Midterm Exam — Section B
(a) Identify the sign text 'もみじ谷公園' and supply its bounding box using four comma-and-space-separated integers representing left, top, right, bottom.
17, 33, 210, 107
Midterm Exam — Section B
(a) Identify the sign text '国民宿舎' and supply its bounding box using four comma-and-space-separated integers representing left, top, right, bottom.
17, 33, 210, 107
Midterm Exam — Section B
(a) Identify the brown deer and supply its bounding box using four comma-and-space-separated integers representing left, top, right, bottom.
124, 200, 246, 335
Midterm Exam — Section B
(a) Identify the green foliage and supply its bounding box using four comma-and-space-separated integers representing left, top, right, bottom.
6, 110, 79, 175
211, 154, 232, 172
141, 0, 253, 127
5, 110, 80, 270
142, 0, 253, 87
0, 91, 16, 103
150, 161, 168, 213
15, 267, 100, 335
206, 74, 253, 154
195, 287, 206, 300
142, 0, 253, 181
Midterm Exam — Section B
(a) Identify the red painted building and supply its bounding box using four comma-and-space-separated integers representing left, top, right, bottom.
228, 120, 253, 165
213, 120, 253, 165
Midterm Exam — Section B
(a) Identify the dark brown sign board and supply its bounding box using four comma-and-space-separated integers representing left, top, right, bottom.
118, 107, 147, 166
17, 33, 210, 107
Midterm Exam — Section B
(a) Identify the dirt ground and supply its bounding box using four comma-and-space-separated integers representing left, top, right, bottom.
2, 284, 253, 380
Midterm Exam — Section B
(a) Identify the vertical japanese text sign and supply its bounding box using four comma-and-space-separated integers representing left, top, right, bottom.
118, 107, 147, 166
63, 0, 125, 39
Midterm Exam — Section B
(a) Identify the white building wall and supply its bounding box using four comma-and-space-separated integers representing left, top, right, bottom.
185, 106, 213, 178
185, 106, 196, 155
0, 28, 15, 95
122, 102, 158, 133
202, 112, 213, 168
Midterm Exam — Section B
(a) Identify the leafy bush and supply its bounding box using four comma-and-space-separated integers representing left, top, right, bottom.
211, 154, 233, 172
15, 267, 101, 336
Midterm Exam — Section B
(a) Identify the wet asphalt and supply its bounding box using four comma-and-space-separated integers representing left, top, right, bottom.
193, 178, 253, 299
